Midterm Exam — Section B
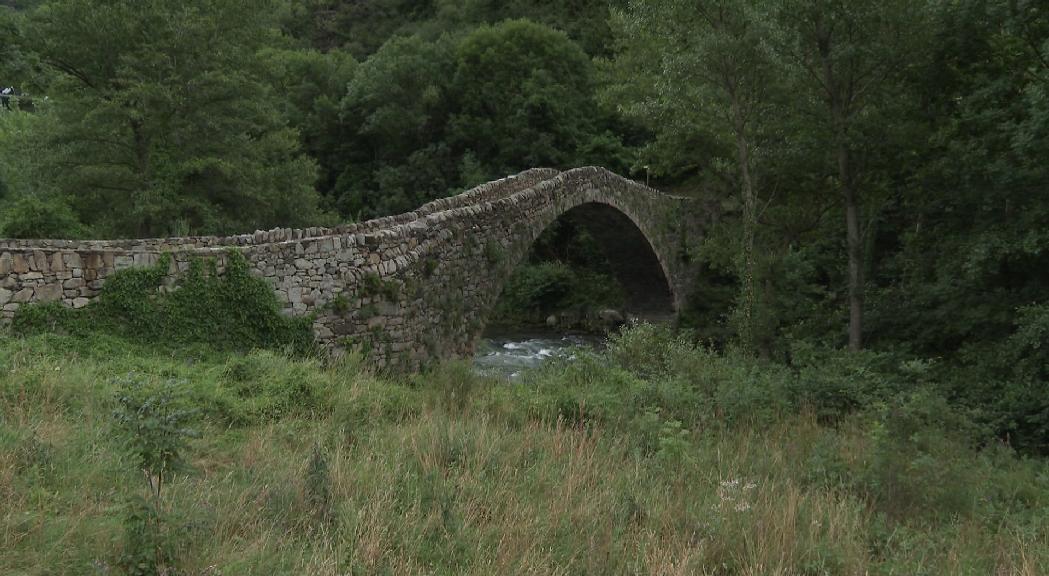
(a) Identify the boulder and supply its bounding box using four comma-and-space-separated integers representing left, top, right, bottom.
598, 308, 625, 325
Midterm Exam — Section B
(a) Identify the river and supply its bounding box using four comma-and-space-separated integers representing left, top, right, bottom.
472, 330, 605, 379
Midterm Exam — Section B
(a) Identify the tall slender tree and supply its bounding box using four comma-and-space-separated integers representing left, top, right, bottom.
771, 0, 929, 350
607, 0, 779, 353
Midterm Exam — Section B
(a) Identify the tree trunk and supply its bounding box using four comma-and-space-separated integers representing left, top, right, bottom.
817, 19, 864, 352
733, 102, 758, 354
838, 137, 864, 351
130, 119, 152, 236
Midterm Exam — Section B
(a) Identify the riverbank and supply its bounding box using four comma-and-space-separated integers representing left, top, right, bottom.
2, 327, 1046, 574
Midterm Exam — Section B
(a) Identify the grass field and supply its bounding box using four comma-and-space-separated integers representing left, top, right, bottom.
1, 327, 1047, 575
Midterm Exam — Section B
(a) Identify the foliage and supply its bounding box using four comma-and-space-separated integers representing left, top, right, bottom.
606, 0, 782, 352
111, 374, 198, 575
448, 20, 614, 177
12, 250, 316, 354
489, 261, 624, 328
112, 376, 198, 485
0, 193, 83, 238
332, 19, 628, 218
286, 0, 627, 58
20, 0, 328, 238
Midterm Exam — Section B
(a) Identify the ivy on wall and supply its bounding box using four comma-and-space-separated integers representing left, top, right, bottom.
13, 250, 315, 354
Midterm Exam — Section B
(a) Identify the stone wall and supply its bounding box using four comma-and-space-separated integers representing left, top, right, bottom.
0, 167, 704, 368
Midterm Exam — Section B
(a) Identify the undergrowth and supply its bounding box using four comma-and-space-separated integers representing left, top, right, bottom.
0, 325, 1046, 574
11, 250, 315, 355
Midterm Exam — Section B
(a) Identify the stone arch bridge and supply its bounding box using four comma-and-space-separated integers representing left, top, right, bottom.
0, 167, 706, 368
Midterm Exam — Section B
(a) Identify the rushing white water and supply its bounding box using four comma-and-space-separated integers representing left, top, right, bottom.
472, 332, 603, 379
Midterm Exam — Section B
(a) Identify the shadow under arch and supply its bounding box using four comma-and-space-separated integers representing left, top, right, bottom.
478, 200, 677, 343
553, 202, 676, 316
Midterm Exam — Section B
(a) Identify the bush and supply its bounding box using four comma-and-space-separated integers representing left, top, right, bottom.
788, 342, 905, 424
204, 350, 327, 425
606, 322, 696, 380
490, 261, 625, 327
13, 250, 316, 355
0, 194, 85, 239
111, 375, 199, 575
858, 389, 989, 519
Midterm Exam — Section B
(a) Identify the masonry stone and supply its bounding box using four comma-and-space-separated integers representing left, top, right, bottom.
36, 284, 62, 303
12, 255, 28, 274
0, 167, 703, 369
12, 288, 33, 303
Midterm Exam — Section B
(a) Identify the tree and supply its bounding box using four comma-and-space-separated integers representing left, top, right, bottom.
450, 20, 618, 180
335, 35, 458, 218
771, 0, 930, 351
606, 0, 780, 353
331, 20, 625, 219
261, 47, 358, 205
25, 0, 327, 238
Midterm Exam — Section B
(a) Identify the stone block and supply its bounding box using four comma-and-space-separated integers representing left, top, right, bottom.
0, 253, 10, 274
50, 252, 65, 272
32, 251, 49, 273
0, 288, 10, 306
12, 288, 33, 303
63, 252, 82, 268
72, 297, 90, 309
11, 254, 28, 274
35, 284, 62, 303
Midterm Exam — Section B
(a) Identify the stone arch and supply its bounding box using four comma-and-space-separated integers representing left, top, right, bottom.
476, 199, 678, 337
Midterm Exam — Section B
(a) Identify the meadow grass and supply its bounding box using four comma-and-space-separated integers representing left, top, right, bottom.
1, 328, 1046, 575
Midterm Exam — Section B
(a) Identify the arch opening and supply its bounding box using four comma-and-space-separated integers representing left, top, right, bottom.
485, 201, 675, 335
562, 203, 675, 317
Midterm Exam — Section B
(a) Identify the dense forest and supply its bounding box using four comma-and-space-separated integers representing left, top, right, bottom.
2, 1, 1049, 573
3, 0, 1045, 451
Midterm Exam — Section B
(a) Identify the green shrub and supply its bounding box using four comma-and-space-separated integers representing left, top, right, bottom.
606, 322, 696, 380
13, 250, 316, 355
0, 194, 86, 239
204, 350, 327, 425
111, 375, 199, 575
859, 389, 987, 519
490, 261, 625, 326
788, 342, 905, 424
